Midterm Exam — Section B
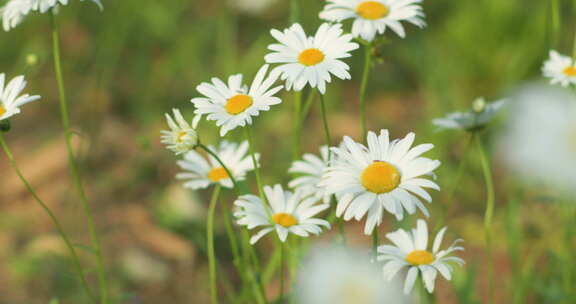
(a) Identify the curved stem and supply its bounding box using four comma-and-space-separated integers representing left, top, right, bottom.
318, 93, 332, 154
197, 143, 238, 191
245, 126, 265, 204
475, 134, 495, 303
292, 91, 302, 160
207, 185, 222, 304
0, 133, 96, 303
51, 12, 108, 304
359, 43, 372, 139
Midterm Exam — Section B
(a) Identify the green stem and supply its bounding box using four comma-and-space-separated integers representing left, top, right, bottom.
0, 134, 96, 303
222, 199, 245, 279
372, 229, 379, 256
551, 0, 560, 47
279, 241, 285, 301
245, 126, 266, 204
241, 230, 267, 304
207, 185, 222, 304
359, 44, 372, 139
475, 134, 495, 304
318, 93, 332, 152
299, 89, 317, 126
289, 0, 300, 24
292, 91, 302, 160
197, 143, 238, 191
51, 12, 108, 304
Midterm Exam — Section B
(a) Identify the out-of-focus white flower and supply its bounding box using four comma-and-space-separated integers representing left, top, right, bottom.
378, 219, 465, 294
177, 140, 257, 190
289, 146, 332, 204
319, 0, 425, 42
234, 184, 330, 244
320, 129, 440, 235
265, 23, 359, 94
296, 245, 412, 304
228, 0, 277, 15
500, 84, 576, 192
432, 98, 506, 131
161, 108, 198, 155
542, 50, 576, 87
0, 73, 40, 121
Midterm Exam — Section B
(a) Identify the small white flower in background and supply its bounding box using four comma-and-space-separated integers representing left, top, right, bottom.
234, 184, 330, 244
288, 146, 332, 204
160, 108, 198, 155
320, 129, 440, 235
0, 73, 41, 121
378, 219, 465, 294
265, 23, 359, 94
177, 140, 257, 190
542, 50, 576, 87
296, 245, 412, 304
228, 0, 277, 15
432, 97, 507, 131
0, 0, 102, 31
191, 64, 283, 136
319, 0, 425, 42
500, 84, 576, 192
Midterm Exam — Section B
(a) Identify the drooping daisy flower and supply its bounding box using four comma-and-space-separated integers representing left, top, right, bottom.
500, 84, 576, 192
377, 219, 465, 294
319, 0, 425, 42
191, 64, 283, 136
264, 23, 359, 94
176, 140, 257, 190
432, 97, 507, 131
542, 50, 576, 87
296, 245, 411, 304
234, 184, 330, 244
320, 129, 440, 235
160, 108, 198, 155
0, 73, 41, 121
288, 146, 332, 204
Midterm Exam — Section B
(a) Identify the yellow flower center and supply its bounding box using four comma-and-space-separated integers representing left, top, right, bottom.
0, 105, 6, 117
298, 48, 325, 66
406, 250, 435, 265
176, 131, 188, 143
564, 66, 576, 77
356, 1, 389, 20
272, 213, 298, 228
208, 167, 229, 182
360, 161, 401, 194
225, 94, 253, 115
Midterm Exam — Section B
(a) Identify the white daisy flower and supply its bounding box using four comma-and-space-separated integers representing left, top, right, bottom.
0, 73, 41, 121
160, 108, 198, 155
191, 64, 283, 136
234, 184, 330, 244
288, 146, 332, 204
264, 23, 359, 94
319, 0, 426, 42
500, 84, 576, 192
320, 129, 440, 235
378, 219, 465, 294
176, 140, 257, 190
432, 97, 507, 131
296, 245, 411, 304
542, 50, 576, 87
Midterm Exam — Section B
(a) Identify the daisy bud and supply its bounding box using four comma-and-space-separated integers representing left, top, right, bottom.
472, 97, 486, 113
160, 109, 198, 155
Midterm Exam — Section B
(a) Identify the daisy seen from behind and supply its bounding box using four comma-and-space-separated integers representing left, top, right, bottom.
176, 140, 257, 190
432, 97, 507, 132
234, 184, 330, 244
265, 23, 359, 94
288, 146, 332, 204
191, 64, 283, 136
377, 219, 465, 294
0, 73, 40, 121
320, 129, 440, 235
319, 0, 425, 42
542, 50, 576, 87
160, 108, 198, 155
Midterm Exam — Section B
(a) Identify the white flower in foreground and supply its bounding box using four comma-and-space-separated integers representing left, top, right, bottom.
319, 0, 425, 42
289, 146, 332, 204
265, 23, 359, 94
0, 73, 40, 121
191, 64, 283, 136
296, 245, 411, 304
1, 0, 102, 31
378, 219, 464, 294
500, 84, 576, 192
542, 50, 576, 87
160, 108, 198, 155
320, 129, 440, 235
176, 140, 257, 189
234, 184, 330, 244
432, 98, 506, 131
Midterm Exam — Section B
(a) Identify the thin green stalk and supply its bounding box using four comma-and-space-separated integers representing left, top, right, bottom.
245, 126, 266, 203
318, 93, 332, 151
475, 134, 495, 304
289, 0, 300, 24
50, 12, 108, 304
197, 143, 238, 191
279, 241, 286, 301
292, 91, 303, 160
299, 89, 317, 126
240, 230, 267, 304
372, 229, 379, 256
359, 43, 372, 139
551, 0, 560, 47
207, 185, 222, 304
0, 133, 96, 303
222, 199, 245, 281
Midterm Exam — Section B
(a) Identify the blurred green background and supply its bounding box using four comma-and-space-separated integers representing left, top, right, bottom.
1, 0, 575, 303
